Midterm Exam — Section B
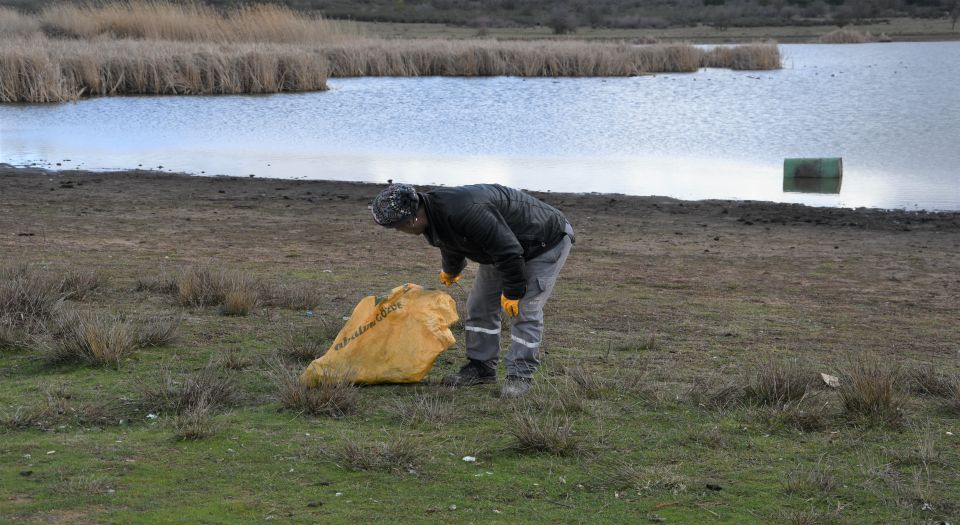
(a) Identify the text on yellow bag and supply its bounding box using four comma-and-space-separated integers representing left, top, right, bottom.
301, 283, 459, 385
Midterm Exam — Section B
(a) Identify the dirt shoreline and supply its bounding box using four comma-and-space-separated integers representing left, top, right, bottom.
3, 165, 958, 231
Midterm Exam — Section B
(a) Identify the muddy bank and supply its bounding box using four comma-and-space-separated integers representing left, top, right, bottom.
3, 165, 958, 233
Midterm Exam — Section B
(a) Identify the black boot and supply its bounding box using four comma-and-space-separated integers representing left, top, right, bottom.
442, 359, 496, 386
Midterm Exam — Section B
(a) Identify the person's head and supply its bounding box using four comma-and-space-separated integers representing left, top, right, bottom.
371, 183, 428, 235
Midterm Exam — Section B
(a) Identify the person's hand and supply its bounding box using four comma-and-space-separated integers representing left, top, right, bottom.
439, 271, 460, 287
501, 295, 520, 317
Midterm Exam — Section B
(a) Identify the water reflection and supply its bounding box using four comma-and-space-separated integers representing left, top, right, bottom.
783, 177, 842, 194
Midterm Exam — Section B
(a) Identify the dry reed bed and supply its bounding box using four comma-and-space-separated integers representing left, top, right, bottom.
0, 37, 781, 103
0, 2, 780, 102
0, 38, 329, 103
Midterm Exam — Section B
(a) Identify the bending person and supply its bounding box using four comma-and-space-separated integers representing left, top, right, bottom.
371, 183, 574, 398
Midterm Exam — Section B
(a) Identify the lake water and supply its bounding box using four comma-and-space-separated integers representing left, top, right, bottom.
2, 42, 959, 211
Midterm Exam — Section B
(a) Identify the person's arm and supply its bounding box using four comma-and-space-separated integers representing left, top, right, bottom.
441, 249, 466, 278
458, 204, 526, 299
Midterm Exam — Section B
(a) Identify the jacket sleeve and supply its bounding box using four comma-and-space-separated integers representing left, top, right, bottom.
458, 204, 527, 299
441, 249, 466, 277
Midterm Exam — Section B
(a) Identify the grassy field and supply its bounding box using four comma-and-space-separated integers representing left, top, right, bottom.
1, 166, 959, 523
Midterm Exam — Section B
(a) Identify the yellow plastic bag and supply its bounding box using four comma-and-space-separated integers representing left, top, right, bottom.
301, 283, 458, 385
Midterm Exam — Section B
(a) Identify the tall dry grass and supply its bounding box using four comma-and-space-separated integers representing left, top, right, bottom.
43, 311, 136, 368
0, 2, 781, 103
817, 28, 875, 44
0, 264, 63, 329
0, 37, 329, 103
702, 42, 781, 70
0, 6, 39, 38
839, 358, 903, 427
322, 39, 703, 78
39, 2, 361, 44
1, 37, 781, 102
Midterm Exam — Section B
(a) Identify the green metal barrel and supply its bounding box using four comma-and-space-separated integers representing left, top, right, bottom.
783, 158, 843, 179
783, 157, 843, 194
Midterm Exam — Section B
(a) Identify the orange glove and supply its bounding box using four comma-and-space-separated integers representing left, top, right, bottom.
439, 271, 460, 287
501, 295, 520, 317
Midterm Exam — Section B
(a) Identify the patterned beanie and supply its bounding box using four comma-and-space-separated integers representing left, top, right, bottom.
371, 183, 419, 226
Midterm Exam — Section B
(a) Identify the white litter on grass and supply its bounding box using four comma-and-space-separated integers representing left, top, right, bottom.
821, 373, 840, 388
46, 451, 55, 455
948, 431, 954, 436
462, 456, 476, 462
335, 492, 343, 497
146, 413, 159, 420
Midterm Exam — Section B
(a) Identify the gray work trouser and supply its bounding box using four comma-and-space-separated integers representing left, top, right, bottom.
464, 224, 574, 379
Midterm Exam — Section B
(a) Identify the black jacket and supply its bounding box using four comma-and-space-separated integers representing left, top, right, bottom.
419, 184, 572, 299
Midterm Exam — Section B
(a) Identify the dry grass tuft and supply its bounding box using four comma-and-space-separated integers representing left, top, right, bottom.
761, 398, 833, 432
277, 320, 339, 362
172, 393, 219, 440
135, 275, 177, 294
744, 358, 820, 407
391, 389, 456, 427
609, 463, 688, 494
0, 264, 64, 332
272, 360, 358, 418
59, 475, 114, 496
563, 364, 609, 399
947, 381, 960, 416
214, 347, 251, 371
176, 265, 227, 307
220, 287, 256, 316
783, 460, 838, 495
901, 364, 957, 397
138, 364, 239, 415
885, 422, 943, 467
331, 433, 425, 473
686, 378, 743, 410
817, 28, 875, 44
261, 281, 325, 310
43, 311, 135, 368
176, 266, 258, 315
517, 375, 589, 415
839, 357, 903, 426
507, 408, 581, 455
134, 315, 180, 348
0, 317, 27, 349
59, 269, 102, 301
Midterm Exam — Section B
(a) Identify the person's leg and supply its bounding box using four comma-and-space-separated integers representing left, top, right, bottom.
503, 233, 573, 382
464, 263, 503, 366
443, 263, 503, 386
